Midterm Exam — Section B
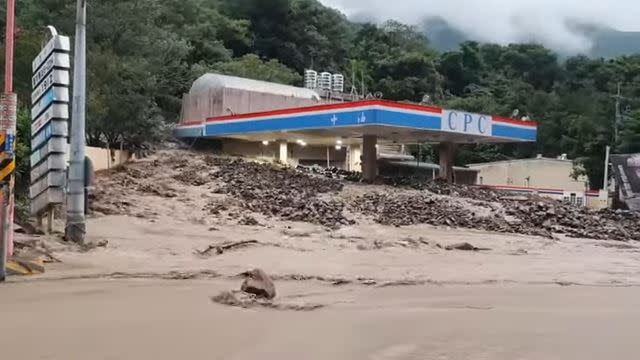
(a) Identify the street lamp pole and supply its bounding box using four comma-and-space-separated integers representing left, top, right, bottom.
4, 0, 15, 94
0, 0, 17, 282
65, 0, 87, 243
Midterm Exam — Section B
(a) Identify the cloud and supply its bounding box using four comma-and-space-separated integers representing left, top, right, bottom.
319, 0, 640, 53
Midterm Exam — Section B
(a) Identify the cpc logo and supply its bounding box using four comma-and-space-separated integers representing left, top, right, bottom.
443, 111, 492, 136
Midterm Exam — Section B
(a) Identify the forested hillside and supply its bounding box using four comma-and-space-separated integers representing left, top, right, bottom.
2, 0, 640, 190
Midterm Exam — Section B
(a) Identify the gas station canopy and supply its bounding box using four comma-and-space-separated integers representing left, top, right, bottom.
175, 100, 537, 145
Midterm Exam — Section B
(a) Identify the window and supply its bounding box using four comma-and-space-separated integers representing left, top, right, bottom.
570, 193, 577, 205
576, 197, 584, 207
479, 176, 483, 185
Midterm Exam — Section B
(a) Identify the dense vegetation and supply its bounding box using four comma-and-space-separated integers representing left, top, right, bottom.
2, 0, 640, 193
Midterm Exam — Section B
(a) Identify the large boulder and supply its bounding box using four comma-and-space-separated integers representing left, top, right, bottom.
241, 269, 276, 300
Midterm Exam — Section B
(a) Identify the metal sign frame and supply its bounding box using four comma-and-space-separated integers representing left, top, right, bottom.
29, 33, 71, 216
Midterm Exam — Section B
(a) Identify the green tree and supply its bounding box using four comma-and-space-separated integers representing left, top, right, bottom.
4, 0, 639, 192
21, 0, 195, 148
205, 54, 301, 85
224, 0, 352, 72
351, 21, 440, 101
620, 112, 640, 153
158, 0, 251, 63
376, 52, 441, 101
0, 29, 50, 105
15, 108, 31, 197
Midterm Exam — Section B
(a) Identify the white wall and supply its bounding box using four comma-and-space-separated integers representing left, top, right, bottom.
470, 158, 588, 192
65, 146, 132, 172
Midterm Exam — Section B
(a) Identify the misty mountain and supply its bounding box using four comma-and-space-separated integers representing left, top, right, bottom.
421, 17, 468, 52
570, 21, 640, 58
422, 16, 640, 58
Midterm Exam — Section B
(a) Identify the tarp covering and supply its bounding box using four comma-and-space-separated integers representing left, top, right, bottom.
611, 154, 640, 211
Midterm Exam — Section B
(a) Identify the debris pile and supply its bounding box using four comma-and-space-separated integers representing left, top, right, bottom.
352, 191, 640, 241
211, 291, 324, 311
445, 242, 491, 251
137, 182, 177, 198
377, 177, 510, 202
421, 181, 508, 201
211, 268, 324, 311
504, 201, 640, 241
203, 199, 231, 215
241, 268, 277, 299
13, 235, 61, 265
91, 161, 172, 215
91, 153, 353, 227
297, 166, 512, 201
195, 240, 259, 257
90, 150, 640, 241
211, 159, 353, 228
351, 192, 552, 237
297, 165, 362, 181
173, 168, 208, 186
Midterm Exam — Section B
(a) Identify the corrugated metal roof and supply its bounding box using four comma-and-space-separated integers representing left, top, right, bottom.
189, 73, 321, 100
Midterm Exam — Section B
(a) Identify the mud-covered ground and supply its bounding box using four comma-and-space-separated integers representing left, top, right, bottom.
18, 149, 640, 287
91, 149, 640, 240
6, 149, 640, 359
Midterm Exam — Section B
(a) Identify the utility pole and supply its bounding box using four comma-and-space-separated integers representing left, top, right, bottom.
65, 0, 87, 243
0, 0, 17, 282
603, 145, 611, 191
613, 82, 624, 147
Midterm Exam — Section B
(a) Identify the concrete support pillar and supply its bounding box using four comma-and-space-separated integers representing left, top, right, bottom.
362, 135, 378, 181
346, 145, 362, 172
438, 142, 454, 184
326, 146, 331, 168
279, 141, 288, 164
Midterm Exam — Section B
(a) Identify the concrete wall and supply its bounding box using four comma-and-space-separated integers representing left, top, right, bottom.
221, 139, 280, 160
586, 190, 609, 210
469, 158, 588, 192
347, 146, 361, 172
467, 158, 611, 208
65, 146, 132, 172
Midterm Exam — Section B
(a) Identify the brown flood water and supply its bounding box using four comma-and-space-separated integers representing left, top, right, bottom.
1, 278, 638, 360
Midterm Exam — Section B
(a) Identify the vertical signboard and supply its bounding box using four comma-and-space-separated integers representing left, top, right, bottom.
29, 34, 71, 215
611, 154, 640, 211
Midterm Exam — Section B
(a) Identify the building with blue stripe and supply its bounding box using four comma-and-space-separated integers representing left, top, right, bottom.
175, 74, 537, 182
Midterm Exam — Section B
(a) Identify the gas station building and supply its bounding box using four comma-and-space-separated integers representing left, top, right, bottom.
175, 74, 537, 182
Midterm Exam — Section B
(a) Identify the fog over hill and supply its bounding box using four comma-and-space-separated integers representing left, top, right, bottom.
321, 0, 640, 57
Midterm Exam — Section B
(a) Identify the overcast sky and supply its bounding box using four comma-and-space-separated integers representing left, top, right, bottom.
319, 0, 639, 53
